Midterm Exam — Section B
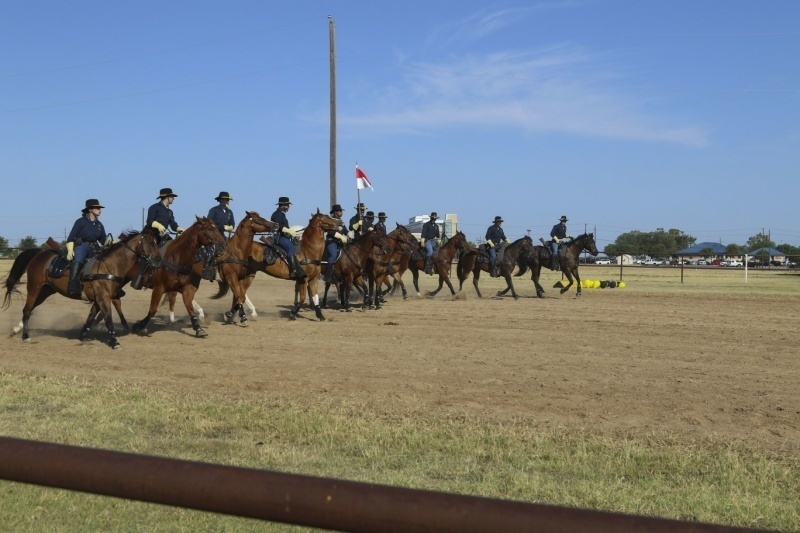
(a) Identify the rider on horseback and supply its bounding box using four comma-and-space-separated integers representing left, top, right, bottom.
66, 199, 107, 296
204, 191, 235, 281
349, 203, 368, 238
363, 211, 376, 232
375, 212, 388, 233
323, 204, 348, 284
420, 212, 440, 275
549, 215, 572, 270
485, 216, 510, 278
271, 196, 307, 280
147, 188, 183, 243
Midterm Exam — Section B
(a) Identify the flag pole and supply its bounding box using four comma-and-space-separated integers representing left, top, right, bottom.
356, 162, 362, 227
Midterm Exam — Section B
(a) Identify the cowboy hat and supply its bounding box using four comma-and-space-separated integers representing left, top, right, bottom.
430, 212, 438, 219
378, 212, 387, 218
277, 196, 292, 205
82, 199, 104, 212
354, 202, 367, 210
560, 215, 568, 222
365, 210, 375, 218
215, 191, 233, 201
157, 188, 178, 198
493, 216, 503, 223
330, 204, 344, 213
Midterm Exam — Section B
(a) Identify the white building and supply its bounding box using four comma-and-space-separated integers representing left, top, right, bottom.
404, 214, 459, 238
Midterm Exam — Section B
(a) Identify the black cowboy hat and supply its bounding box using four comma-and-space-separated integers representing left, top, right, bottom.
378, 212, 387, 218
82, 199, 104, 212
157, 188, 178, 198
560, 215, 568, 222
330, 204, 344, 213
215, 191, 233, 201
493, 216, 503, 223
277, 196, 292, 205
354, 202, 367, 210
365, 210, 375, 218
430, 212, 438, 219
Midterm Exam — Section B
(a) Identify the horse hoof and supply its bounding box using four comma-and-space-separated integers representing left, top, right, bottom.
514, 295, 520, 300
288, 313, 297, 321
23, 337, 30, 343
239, 321, 249, 328
110, 341, 122, 349
345, 308, 352, 313
195, 328, 208, 338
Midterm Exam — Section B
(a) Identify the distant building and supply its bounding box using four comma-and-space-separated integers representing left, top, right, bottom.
405, 214, 458, 238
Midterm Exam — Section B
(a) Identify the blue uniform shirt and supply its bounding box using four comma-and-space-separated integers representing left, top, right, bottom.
550, 223, 567, 240
208, 205, 235, 233
271, 208, 290, 235
421, 220, 440, 241
485, 224, 507, 244
146, 202, 179, 231
67, 214, 106, 244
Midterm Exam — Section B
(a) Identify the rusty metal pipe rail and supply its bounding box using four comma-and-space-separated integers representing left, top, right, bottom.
0, 437, 760, 532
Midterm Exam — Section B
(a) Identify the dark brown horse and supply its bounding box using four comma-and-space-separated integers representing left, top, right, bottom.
132, 217, 226, 337
214, 211, 278, 326
515, 233, 599, 298
370, 224, 419, 305
210, 211, 342, 321
456, 236, 535, 300
2, 227, 161, 348
321, 227, 389, 311
418, 231, 476, 298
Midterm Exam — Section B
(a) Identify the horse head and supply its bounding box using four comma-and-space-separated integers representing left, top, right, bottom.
451, 231, 476, 252
576, 233, 599, 256
392, 223, 418, 251
518, 235, 535, 256
308, 209, 343, 233
139, 225, 163, 267
241, 211, 279, 235
195, 216, 227, 256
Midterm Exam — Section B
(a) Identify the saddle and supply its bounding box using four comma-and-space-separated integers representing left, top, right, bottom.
321, 246, 343, 266
257, 236, 281, 266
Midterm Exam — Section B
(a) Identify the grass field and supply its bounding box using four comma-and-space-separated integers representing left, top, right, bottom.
1, 261, 798, 531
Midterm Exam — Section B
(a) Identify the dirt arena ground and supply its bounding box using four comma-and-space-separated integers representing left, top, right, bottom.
2, 266, 799, 456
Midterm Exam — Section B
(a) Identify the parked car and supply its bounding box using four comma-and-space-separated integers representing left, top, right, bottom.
727, 260, 743, 267
697, 260, 707, 265
654, 259, 665, 265
595, 259, 611, 265
643, 259, 656, 266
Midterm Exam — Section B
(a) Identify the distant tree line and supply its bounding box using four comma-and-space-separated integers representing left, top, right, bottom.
604, 229, 799, 259
0, 235, 45, 259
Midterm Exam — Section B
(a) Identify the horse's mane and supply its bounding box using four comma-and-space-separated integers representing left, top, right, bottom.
118, 228, 140, 242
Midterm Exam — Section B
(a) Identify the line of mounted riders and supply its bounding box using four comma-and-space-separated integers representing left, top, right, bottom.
1, 189, 598, 350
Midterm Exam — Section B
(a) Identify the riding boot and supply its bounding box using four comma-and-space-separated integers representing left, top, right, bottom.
202, 257, 215, 281
551, 254, 559, 271
424, 256, 433, 275
291, 256, 307, 280
67, 261, 83, 296
490, 260, 498, 278
323, 263, 336, 284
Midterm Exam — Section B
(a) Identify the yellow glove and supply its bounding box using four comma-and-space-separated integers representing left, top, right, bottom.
282, 227, 296, 237
151, 220, 166, 233
487, 239, 495, 248
105, 235, 116, 246
420, 238, 425, 245
505, 239, 510, 244
224, 225, 234, 232
352, 220, 362, 230
335, 233, 347, 243
553, 236, 560, 243
566, 234, 573, 239
368, 227, 374, 232
66, 242, 75, 261
176, 226, 184, 234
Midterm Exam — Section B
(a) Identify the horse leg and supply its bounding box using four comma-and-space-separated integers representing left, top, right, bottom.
503, 271, 519, 300
412, 269, 422, 297
472, 267, 483, 298
573, 268, 582, 298
322, 281, 330, 309
133, 286, 164, 335
181, 286, 206, 337
443, 273, 457, 296
112, 297, 130, 331
307, 281, 325, 321
244, 295, 257, 319
19, 284, 54, 342
95, 295, 121, 349
79, 302, 101, 341
560, 270, 575, 295
532, 265, 546, 298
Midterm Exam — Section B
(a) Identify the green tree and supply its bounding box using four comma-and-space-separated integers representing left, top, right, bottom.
0, 235, 8, 257
604, 228, 696, 257
726, 243, 742, 255
18, 236, 39, 250
699, 247, 714, 255
745, 232, 775, 252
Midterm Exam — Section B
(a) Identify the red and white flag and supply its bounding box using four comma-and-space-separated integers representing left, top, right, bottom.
356, 165, 374, 191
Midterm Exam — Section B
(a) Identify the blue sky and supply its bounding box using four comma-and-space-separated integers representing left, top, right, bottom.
1, 1, 798, 249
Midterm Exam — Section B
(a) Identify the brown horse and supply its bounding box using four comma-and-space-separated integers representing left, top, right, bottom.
370, 224, 419, 305
321, 227, 390, 311
210, 210, 342, 321
418, 231, 476, 298
456, 236, 535, 300
214, 211, 278, 326
132, 217, 226, 337
2, 227, 161, 348
515, 233, 599, 298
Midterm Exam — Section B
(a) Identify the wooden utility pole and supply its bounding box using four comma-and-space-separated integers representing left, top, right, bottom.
329, 16, 337, 207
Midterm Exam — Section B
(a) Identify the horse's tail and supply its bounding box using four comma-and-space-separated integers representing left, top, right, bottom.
209, 280, 230, 300
456, 254, 465, 280
515, 252, 530, 277
2, 248, 45, 309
